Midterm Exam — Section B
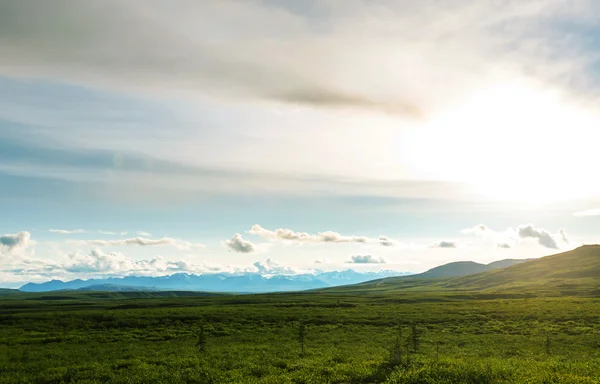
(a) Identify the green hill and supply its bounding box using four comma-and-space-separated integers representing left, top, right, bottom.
445, 244, 600, 295
330, 245, 600, 297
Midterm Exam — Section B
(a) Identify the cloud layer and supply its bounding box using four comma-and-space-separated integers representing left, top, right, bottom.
1, 0, 597, 117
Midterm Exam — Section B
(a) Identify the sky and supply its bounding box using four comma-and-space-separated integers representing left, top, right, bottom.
2, 0, 600, 288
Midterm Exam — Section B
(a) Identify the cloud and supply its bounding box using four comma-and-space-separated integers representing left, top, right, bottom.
461, 224, 490, 235
223, 234, 256, 253
347, 255, 386, 264
462, 223, 570, 250
81, 237, 205, 250
2, 0, 595, 118
249, 224, 371, 244
517, 224, 564, 249
98, 230, 128, 235
0, 231, 32, 252
573, 209, 600, 217
560, 229, 569, 244
49, 229, 86, 235
379, 236, 397, 247
431, 241, 458, 248
136, 231, 152, 237
15, 248, 207, 276
252, 258, 296, 275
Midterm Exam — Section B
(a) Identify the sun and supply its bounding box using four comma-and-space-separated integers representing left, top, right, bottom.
404, 81, 600, 204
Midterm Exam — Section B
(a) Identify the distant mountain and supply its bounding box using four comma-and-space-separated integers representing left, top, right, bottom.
413, 259, 529, 279
19, 270, 411, 293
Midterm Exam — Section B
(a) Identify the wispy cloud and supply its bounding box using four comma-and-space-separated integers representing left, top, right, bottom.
49, 229, 86, 235
573, 209, 600, 217
136, 231, 152, 237
1, 0, 596, 116
79, 237, 205, 251
98, 230, 128, 236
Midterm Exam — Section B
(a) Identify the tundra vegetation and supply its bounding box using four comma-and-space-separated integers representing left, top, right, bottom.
1, 291, 600, 383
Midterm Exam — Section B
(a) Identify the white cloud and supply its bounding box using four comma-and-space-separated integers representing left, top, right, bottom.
223, 234, 256, 253
49, 229, 86, 235
0, 231, 32, 252
99, 230, 128, 236
573, 209, 600, 217
461, 224, 490, 235
136, 231, 152, 237
462, 223, 569, 250
9, 248, 211, 277
80, 237, 205, 250
347, 255, 386, 264
252, 259, 296, 275
249, 224, 371, 244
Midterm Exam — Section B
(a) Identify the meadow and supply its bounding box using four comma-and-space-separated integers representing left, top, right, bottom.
1, 290, 600, 383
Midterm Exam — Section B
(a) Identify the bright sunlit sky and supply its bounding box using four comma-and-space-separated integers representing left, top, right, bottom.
2, 0, 600, 287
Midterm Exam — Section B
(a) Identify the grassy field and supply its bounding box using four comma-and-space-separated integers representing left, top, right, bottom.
2, 289, 600, 383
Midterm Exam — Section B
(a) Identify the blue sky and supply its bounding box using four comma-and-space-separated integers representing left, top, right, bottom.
1, 0, 600, 287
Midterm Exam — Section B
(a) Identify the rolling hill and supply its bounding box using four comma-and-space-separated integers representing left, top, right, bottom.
411, 259, 529, 279
446, 244, 600, 294
338, 245, 600, 296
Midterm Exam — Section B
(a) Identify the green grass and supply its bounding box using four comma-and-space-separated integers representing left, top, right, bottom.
2, 291, 600, 383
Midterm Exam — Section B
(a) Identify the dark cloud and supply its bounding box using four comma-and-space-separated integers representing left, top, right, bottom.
223, 234, 256, 253
346, 255, 386, 264
379, 236, 396, 247
517, 225, 560, 249
0, 231, 31, 251
431, 241, 457, 248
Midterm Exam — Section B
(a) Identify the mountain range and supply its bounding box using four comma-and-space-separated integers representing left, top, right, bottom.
18, 257, 531, 293
18, 269, 411, 293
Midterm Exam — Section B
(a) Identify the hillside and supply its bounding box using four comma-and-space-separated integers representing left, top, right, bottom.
340, 245, 600, 297
321, 258, 529, 295
446, 245, 600, 294
414, 259, 528, 278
